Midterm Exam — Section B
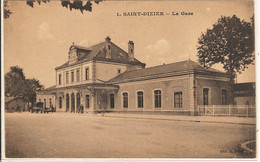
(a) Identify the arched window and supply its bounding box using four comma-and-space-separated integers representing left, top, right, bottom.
66, 94, 69, 112
154, 90, 161, 108
44, 99, 46, 108
85, 94, 90, 108
122, 92, 128, 108
49, 98, 52, 108
110, 94, 114, 108
174, 92, 182, 108
76, 93, 81, 111
59, 97, 62, 109
71, 93, 75, 112
137, 91, 143, 108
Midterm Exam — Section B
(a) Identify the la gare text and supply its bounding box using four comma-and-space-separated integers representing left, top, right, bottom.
117, 12, 194, 16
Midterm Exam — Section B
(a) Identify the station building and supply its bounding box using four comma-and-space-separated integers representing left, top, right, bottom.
37, 37, 231, 115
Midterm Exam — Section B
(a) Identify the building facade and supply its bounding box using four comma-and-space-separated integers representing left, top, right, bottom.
37, 37, 231, 115
234, 82, 255, 106
5, 97, 28, 112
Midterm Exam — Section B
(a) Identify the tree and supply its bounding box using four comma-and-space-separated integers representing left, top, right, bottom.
197, 15, 255, 104
4, 0, 102, 19
5, 66, 44, 105
4, 0, 12, 19
5, 66, 26, 97
23, 78, 44, 105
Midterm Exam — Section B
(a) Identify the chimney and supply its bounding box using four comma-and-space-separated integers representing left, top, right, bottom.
105, 36, 111, 59
128, 40, 134, 61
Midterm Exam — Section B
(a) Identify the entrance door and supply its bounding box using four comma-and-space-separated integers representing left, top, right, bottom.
66, 94, 69, 112
71, 93, 75, 112
203, 88, 209, 105
110, 94, 114, 109
76, 93, 80, 112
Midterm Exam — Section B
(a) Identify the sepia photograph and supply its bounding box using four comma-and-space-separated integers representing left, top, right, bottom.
2, 0, 257, 160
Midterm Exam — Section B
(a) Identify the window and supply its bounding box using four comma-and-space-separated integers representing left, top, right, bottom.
49, 98, 52, 108
221, 89, 227, 105
66, 94, 69, 112
66, 72, 69, 84
130, 49, 133, 53
108, 45, 111, 50
76, 69, 80, 82
123, 93, 128, 108
59, 97, 62, 108
58, 74, 61, 85
137, 91, 143, 108
203, 88, 209, 106
110, 94, 115, 108
71, 71, 74, 82
174, 92, 183, 108
85, 94, 90, 108
85, 68, 89, 80
117, 68, 121, 74
154, 90, 161, 108
39, 99, 41, 102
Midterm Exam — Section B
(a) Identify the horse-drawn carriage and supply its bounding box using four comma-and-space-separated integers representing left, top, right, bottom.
31, 102, 56, 113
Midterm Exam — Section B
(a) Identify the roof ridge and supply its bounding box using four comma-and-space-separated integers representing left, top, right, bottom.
108, 60, 228, 83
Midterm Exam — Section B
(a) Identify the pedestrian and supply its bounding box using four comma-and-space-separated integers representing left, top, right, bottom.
80, 104, 84, 114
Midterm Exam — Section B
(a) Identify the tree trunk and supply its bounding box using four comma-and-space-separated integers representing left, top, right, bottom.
228, 73, 235, 105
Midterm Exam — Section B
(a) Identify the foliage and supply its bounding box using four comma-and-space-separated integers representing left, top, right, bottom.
197, 15, 254, 103
197, 15, 254, 83
5, 66, 26, 97
4, 0, 13, 19
4, 0, 102, 19
5, 66, 44, 104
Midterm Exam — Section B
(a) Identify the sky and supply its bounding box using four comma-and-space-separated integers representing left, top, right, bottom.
4, 0, 255, 88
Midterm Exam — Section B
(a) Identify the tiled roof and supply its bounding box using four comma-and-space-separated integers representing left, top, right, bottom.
55, 41, 145, 70
37, 83, 119, 94
5, 96, 24, 103
234, 82, 255, 92
5, 97, 16, 103
233, 82, 255, 97
37, 85, 57, 94
108, 60, 228, 83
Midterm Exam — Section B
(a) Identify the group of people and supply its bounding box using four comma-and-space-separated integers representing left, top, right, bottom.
77, 104, 84, 114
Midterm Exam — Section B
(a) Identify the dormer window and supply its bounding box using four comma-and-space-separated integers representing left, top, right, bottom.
117, 68, 121, 74
68, 45, 78, 65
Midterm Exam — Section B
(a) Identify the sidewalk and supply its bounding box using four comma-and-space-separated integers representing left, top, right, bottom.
103, 112, 256, 125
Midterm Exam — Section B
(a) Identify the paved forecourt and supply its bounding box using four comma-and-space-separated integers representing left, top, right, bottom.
5, 113, 256, 158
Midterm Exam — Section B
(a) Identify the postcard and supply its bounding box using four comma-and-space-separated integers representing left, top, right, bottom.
2, 0, 256, 160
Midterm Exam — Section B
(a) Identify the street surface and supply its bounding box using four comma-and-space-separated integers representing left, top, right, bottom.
5, 113, 255, 158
